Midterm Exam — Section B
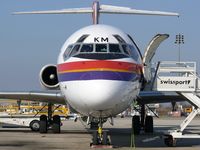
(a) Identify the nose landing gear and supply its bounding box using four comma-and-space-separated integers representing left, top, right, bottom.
90, 118, 112, 148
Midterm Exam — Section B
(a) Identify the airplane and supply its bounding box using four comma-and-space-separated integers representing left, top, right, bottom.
0, 1, 179, 146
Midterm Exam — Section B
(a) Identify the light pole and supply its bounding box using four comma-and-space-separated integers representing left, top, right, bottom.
175, 34, 184, 62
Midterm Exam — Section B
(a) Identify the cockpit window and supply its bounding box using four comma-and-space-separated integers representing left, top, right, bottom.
122, 45, 130, 55
113, 35, 126, 43
109, 44, 121, 53
63, 45, 73, 60
76, 34, 89, 43
128, 45, 139, 60
63, 42, 141, 63
122, 44, 141, 62
68, 44, 80, 57
96, 44, 107, 53
80, 44, 93, 52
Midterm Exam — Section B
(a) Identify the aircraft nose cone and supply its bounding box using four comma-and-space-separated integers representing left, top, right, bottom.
64, 80, 128, 110
80, 80, 122, 108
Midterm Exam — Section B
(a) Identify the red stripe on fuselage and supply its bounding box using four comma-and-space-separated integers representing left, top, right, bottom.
57, 60, 142, 73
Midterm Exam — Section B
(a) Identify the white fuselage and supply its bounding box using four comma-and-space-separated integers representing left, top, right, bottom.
57, 24, 143, 118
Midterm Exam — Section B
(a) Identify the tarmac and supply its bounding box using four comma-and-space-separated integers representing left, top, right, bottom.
0, 117, 200, 150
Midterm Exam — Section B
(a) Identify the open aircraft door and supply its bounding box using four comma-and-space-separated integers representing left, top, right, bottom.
142, 34, 169, 83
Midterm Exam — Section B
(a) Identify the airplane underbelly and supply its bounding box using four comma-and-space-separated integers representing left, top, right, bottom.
60, 80, 140, 117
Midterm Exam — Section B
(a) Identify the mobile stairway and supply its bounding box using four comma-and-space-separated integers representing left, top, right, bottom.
152, 61, 200, 146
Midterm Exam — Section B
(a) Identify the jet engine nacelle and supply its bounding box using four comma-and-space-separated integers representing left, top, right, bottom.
39, 64, 59, 89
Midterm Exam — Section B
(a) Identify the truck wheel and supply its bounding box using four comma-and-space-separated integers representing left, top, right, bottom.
30, 120, 40, 132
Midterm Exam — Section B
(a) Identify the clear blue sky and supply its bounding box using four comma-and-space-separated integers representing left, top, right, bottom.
0, 0, 199, 90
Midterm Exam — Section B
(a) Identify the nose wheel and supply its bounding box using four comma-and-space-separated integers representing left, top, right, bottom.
90, 118, 112, 148
91, 127, 109, 145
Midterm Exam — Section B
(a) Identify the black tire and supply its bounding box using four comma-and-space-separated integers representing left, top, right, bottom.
39, 115, 47, 133
102, 131, 108, 145
52, 115, 61, 133
145, 116, 153, 133
92, 131, 98, 145
132, 116, 141, 135
30, 120, 40, 132
164, 136, 176, 147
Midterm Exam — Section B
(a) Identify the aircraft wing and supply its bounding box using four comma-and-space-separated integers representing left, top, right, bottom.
0, 91, 65, 105
0, 91, 187, 106
137, 91, 187, 104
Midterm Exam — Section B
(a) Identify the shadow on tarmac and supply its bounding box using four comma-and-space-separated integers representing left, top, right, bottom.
107, 127, 200, 148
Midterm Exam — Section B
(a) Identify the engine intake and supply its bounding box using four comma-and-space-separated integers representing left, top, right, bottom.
40, 64, 59, 89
